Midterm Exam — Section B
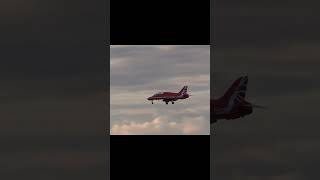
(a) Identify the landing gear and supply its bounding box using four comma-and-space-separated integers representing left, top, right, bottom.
172, 101, 174, 104
165, 101, 168, 105
152, 101, 153, 104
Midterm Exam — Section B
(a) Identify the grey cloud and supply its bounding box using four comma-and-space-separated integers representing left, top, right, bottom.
111, 45, 210, 135
111, 45, 209, 88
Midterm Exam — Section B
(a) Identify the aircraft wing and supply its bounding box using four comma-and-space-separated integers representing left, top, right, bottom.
150, 96, 177, 100
154, 96, 177, 99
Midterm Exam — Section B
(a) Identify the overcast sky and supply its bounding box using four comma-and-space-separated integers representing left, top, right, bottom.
110, 45, 210, 135
212, 1, 320, 179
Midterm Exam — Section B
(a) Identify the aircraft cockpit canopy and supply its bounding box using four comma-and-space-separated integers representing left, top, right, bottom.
154, 92, 164, 96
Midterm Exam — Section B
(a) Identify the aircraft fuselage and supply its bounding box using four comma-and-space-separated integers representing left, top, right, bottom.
147, 86, 189, 104
211, 99, 253, 124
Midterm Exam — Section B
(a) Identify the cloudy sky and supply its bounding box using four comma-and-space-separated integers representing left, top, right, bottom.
110, 45, 210, 135
212, 1, 320, 179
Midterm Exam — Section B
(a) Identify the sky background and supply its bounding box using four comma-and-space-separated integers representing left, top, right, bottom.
110, 45, 210, 135
211, 1, 320, 179
0, 0, 109, 179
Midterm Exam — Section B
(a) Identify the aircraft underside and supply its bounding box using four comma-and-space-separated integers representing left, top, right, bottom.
150, 98, 178, 104
211, 109, 253, 124
162, 99, 178, 104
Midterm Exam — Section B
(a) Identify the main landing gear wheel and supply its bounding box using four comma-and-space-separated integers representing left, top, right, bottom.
165, 102, 168, 105
172, 101, 174, 104
152, 101, 153, 104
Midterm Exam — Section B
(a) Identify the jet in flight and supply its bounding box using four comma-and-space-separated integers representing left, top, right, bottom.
211, 76, 265, 124
147, 86, 189, 104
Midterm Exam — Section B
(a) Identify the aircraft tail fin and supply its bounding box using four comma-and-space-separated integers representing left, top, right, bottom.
221, 76, 248, 104
178, 86, 188, 95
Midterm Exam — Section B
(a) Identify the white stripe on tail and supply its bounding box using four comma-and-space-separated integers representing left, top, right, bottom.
177, 86, 188, 97
224, 76, 248, 112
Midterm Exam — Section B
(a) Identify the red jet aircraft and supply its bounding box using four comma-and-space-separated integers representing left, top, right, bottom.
147, 86, 189, 104
211, 76, 265, 124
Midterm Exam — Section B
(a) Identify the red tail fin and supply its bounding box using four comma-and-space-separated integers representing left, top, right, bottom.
220, 76, 248, 103
178, 86, 188, 95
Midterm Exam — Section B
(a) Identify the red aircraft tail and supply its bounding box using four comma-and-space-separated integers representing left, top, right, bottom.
220, 76, 248, 104
178, 86, 188, 95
